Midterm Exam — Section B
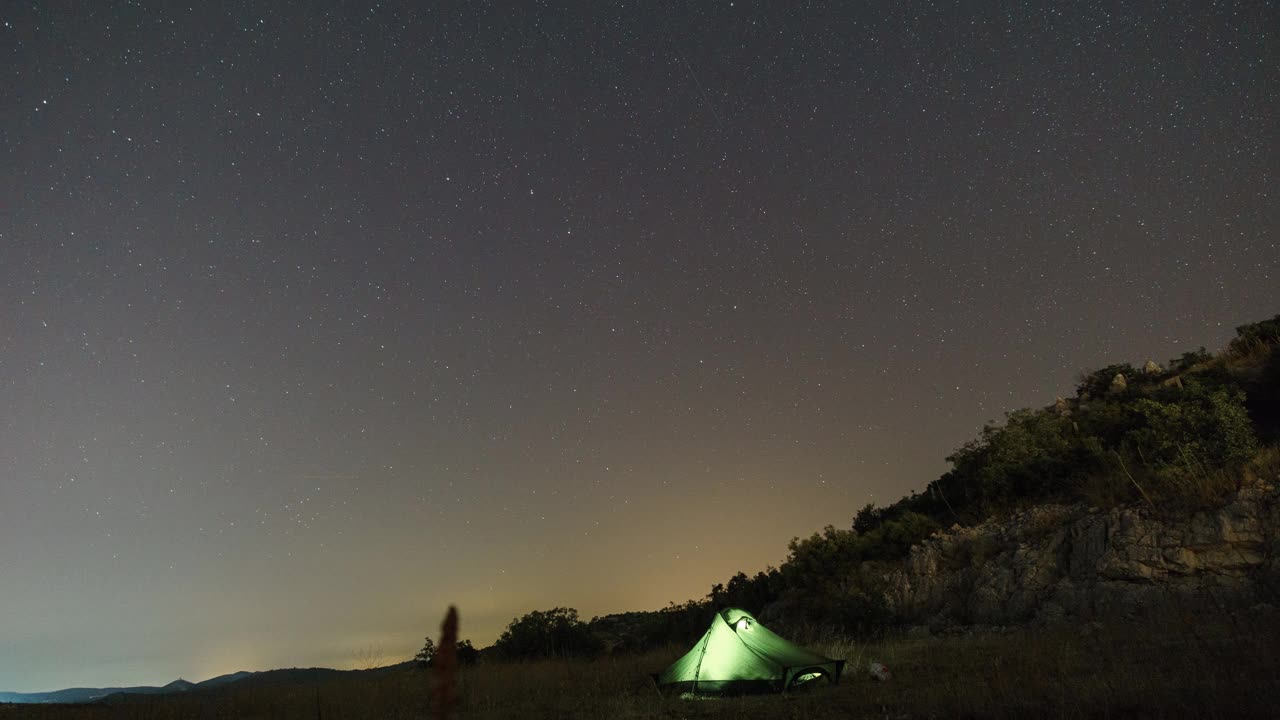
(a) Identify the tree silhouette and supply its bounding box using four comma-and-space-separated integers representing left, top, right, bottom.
493, 607, 603, 659
414, 637, 436, 667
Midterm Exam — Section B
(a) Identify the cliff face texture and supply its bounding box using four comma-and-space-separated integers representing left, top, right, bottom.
883, 481, 1280, 627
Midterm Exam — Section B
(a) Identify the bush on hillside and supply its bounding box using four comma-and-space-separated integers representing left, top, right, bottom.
852, 503, 884, 534
783, 526, 861, 596
457, 639, 480, 665
941, 409, 1082, 509
1124, 388, 1257, 469
1169, 347, 1213, 373
1229, 314, 1280, 357
864, 512, 940, 561
1076, 363, 1139, 398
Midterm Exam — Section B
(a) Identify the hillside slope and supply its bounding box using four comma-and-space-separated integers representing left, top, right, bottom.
588, 314, 1280, 649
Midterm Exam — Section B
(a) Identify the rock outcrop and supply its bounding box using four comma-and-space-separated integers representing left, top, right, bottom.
882, 481, 1280, 628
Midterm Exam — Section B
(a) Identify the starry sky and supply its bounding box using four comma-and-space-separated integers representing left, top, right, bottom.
2, 0, 1277, 692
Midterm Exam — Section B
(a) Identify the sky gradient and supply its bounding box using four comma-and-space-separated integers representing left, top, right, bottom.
2, 0, 1277, 692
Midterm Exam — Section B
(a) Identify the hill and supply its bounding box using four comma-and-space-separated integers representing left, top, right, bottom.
0, 681, 187, 705
0, 663, 423, 706
574, 313, 1280, 651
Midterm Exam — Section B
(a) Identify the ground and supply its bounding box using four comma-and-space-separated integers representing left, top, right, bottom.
3, 610, 1277, 719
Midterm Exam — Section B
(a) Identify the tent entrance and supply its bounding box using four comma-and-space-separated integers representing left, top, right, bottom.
788, 663, 843, 691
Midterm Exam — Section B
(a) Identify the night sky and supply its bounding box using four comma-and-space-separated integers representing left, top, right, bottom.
3, 0, 1277, 692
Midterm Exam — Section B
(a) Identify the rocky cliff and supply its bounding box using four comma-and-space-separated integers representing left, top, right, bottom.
883, 480, 1280, 628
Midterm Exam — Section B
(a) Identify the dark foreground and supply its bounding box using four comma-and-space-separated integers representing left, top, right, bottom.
4, 611, 1278, 719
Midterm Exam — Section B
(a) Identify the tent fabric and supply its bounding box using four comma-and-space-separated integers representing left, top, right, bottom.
656, 608, 845, 694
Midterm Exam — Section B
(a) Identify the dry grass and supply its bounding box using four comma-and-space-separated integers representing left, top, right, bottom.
4, 610, 1279, 719
1223, 341, 1275, 373
846, 612, 1280, 719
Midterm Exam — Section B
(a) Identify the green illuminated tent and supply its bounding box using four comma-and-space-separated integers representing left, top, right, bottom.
655, 608, 845, 694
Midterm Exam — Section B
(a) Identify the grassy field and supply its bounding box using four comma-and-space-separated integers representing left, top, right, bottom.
4, 610, 1278, 720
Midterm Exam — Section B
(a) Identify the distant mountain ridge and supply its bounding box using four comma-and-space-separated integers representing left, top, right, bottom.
0, 671, 250, 704
0, 664, 416, 705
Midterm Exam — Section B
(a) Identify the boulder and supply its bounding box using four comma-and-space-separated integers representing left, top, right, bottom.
1053, 396, 1072, 417
1108, 373, 1128, 394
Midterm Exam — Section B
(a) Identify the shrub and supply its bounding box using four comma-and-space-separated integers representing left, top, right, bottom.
784, 525, 863, 594
1076, 363, 1139, 398
941, 409, 1083, 509
853, 503, 884, 534
869, 512, 940, 561
1229, 314, 1280, 357
827, 584, 894, 636
1169, 347, 1213, 373
1124, 388, 1257, 470
456, 639, 480, 665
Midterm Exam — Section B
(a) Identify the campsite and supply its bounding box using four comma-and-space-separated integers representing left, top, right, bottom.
6, 314, 1280, 716
5, 0, 1279, 716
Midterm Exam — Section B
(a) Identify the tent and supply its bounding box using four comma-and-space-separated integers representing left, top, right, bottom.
655, 608, 845, 694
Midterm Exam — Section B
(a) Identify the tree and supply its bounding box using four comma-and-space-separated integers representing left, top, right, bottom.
706, 569, 778, 613
414, 637, 436, 668
853, 503, 883, 534
456, 639, 480, 665
492, 608, 603, 659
